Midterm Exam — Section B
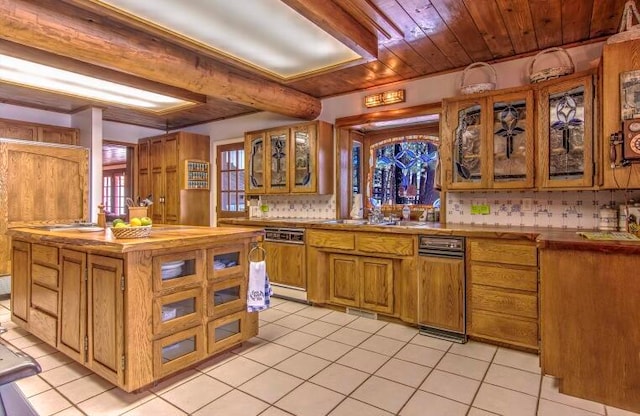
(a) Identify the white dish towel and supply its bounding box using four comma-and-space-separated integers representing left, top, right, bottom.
247, 260, 271, 312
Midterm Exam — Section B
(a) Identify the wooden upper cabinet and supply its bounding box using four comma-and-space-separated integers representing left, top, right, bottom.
443, 88, 534, 190
0, 118, 78, 145
138, 131, 210, 226
601, 41, 640, 189
245, 120, 333, 195
537, 74, 594, 188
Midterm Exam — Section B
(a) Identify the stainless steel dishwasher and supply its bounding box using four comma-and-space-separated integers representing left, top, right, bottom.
417, 235, 467, 343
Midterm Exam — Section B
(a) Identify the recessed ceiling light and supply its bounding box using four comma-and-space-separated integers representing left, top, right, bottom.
0, 54, 198, 113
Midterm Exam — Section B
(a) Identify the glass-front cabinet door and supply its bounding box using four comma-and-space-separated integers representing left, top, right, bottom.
265, 128, 290, 193
488, 90, 535, 189
290, 123, 317, 193
537, 75, 593, 188
245, 131, 265, 194
446, 98, 487, 189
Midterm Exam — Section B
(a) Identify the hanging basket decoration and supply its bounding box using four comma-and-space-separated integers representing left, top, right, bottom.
608, 0, 640, 44
459, 62, 497, 95
528, 47, 575, 84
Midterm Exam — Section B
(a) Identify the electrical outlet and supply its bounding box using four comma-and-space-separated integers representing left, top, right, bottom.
522, 198, 532, 212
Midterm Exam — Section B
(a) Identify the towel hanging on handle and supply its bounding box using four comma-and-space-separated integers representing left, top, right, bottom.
247, 245, 272, 312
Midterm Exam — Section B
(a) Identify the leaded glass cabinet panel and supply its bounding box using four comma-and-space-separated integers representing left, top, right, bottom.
446, 98, 487, 189
488, 90, 535, 189
290, 123, 317, 193
266, 128, 290, 193
537, 75, 593, 188
245, 131, 265, 194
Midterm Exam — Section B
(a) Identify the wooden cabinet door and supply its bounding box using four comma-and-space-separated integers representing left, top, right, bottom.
328, 254, 359, 307
417, 256, 464, 332
537, 75, 594, 188
163, 135, 180, 224
290, 123, 317, 193
360, 256, 394, 314
58, 249, 86, 363
442, 97, 489, 190
245, 131, 265, 194
149, 137, 165, 224
87, 255, 124, 386
39, 127, 78, 145
263, 241, 306, 289
0, 121, 38, 141
10, 240, 30, 323
487, 90, 535, 189
265, 128, 290, 193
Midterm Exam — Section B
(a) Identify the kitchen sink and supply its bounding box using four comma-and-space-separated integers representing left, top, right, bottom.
322, 219, 370, 225
32, 223, 101, 231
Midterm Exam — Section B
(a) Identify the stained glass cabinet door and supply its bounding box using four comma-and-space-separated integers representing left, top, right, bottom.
245, 131, 265, 194
290, 123, 317, 193
445, 98, 488, 189
487, 90, 535, 189
265, 128, 290, 193
537, 75, 594, 188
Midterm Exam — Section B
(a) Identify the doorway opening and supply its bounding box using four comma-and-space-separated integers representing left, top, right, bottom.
102, 141, 136, 223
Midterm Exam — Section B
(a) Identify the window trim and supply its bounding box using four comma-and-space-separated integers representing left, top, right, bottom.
216, 142, 246, 219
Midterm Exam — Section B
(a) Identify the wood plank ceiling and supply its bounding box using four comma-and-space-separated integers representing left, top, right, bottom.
0, 0, 627, 130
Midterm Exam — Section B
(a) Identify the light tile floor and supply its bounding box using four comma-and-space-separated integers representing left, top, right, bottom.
0, 297, 638, 416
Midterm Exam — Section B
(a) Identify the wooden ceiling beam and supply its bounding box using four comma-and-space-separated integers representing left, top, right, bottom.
0, 0, 321, 120
280, 0, 379, 61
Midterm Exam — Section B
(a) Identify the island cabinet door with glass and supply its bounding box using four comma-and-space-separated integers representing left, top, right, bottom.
536, 74, 594, 188
442, 88, 534, 190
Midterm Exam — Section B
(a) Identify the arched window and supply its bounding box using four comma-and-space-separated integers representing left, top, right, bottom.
368, 135, 440, 207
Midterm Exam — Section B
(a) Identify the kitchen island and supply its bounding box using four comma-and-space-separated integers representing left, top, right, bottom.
7, 225, 263, 392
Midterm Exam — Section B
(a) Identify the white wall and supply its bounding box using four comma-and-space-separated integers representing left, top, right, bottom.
71, 108, 103, 221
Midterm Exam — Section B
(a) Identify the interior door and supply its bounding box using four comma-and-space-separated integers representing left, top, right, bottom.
150, 137, 165, 224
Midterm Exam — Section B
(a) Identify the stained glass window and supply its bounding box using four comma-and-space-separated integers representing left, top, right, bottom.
369, 135, 439, 206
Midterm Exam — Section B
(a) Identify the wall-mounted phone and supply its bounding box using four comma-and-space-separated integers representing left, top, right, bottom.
622, 119, 640, 161
610, 118, 640, 167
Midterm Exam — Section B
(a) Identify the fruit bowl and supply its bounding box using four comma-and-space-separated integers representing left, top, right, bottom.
110, 225, 152, 239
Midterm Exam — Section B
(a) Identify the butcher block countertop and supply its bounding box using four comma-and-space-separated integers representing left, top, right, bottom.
7, 225, 263, 254
218, 218, 640, 251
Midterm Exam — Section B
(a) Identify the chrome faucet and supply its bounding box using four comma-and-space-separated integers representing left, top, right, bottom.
368, 207, 384, 224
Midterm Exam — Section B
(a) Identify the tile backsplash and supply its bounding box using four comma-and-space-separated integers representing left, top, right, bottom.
446, 190, 640, 229
253, 194, 336, 219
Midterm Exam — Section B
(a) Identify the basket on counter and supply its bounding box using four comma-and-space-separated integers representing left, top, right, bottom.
528, 47, 574, 83
110, 225, 152, 239
459, 62, 497, 95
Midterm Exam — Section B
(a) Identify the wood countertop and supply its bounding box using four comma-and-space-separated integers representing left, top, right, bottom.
218, 218, 640, 251
7, 225, 264, 254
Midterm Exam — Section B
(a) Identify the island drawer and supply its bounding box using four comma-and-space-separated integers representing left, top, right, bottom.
32, 263, 59, 289
470, 264, 537, 292
356, 234, 414, 256
29, 307, 57, 347
308, 231, 355, 250
31, 283, 58, 316
154, 325, 205, 378
32, 244, 58, 267
207, 244, 246, 281
207, 278, 246, 317
153, 287, 203, 336
152, 249, 204, 293
470, 240, 537, 266
207, 311, 247, 354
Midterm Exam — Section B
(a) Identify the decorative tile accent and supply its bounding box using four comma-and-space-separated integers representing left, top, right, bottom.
256, 194, 336, 219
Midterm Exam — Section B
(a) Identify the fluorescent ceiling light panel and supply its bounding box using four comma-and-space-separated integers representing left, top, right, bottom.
94, 0, 362, 78
0, 55, 196, 113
